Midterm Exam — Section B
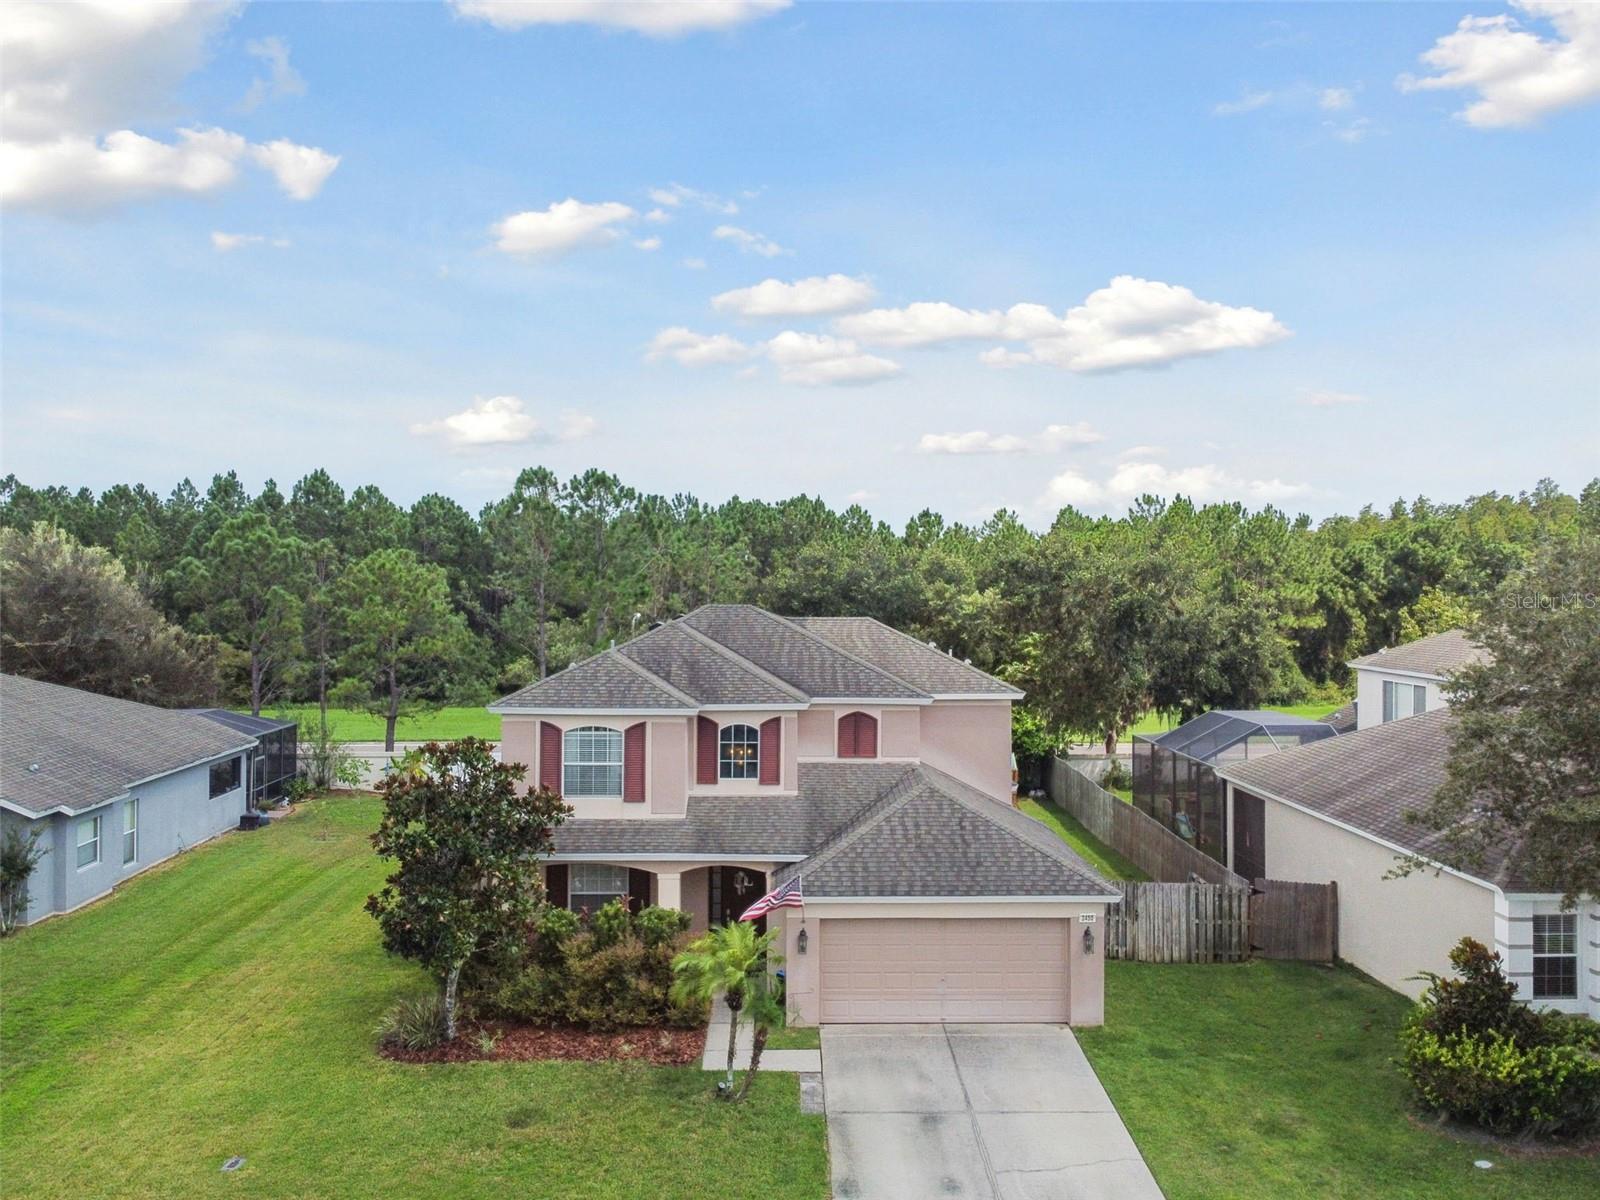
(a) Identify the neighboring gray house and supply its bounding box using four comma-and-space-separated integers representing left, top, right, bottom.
0, 675, 256, 926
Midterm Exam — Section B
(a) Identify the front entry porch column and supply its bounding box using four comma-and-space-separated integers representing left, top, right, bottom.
657, 871, 683, 912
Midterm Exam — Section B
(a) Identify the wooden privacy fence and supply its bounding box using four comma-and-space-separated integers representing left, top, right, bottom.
1102, 880, 1339, 964
1048, 757, 1247, 887
1104, 882, 1250, 963
1250, 879, 1339, 962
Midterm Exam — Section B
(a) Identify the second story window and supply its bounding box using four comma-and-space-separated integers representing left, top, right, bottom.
564, 726, 623, 797
719, 724, 760, 780
1381, 680, 1426, 723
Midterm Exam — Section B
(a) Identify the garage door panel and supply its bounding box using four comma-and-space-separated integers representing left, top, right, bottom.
820, 917, 1068, 1024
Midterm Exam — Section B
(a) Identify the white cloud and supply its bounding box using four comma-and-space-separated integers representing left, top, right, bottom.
837, 276, 1289, 372
1213, 90, 1274, 116
846, 489, 876, 503
647, 327, 900, 385
211, 231, 289, 252
978, 347, 1035, 369
1301, 388, 1369, 407
648, 182, 738, 214
712, 273, 877, 317
1326, 116, 1374, 143
917, 423, 1104, 456
633, 235, 662, 250
1319, 86, 1355, 111
0, 0, 236, 141
410, 395, 543, 446
240, 35, 306, 111
713, 224, 787, 257
1399, 2, 1600, 128
248, 138, 340, 199
647, 327, 758, 366
644, 207, 671, 223
453, 0, 790, 36
763, 331, 900, 386
557, 410, 598, 440
0, 3, 340, 213
681, 257, 707, 270
1039, 459, 1312, 513
492, 198, 636, 255
1117, 444, 1167, 460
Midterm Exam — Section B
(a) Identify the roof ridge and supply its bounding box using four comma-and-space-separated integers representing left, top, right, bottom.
605, 647, 702, 707
668, 618, 810, 702
802, 614, 1023, 696
753, 608, 931, 698
785, 763, 927, 880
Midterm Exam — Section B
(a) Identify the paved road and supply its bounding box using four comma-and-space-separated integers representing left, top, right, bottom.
823, 1023, 1163, 1200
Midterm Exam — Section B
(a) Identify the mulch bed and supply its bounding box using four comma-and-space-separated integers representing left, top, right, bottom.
380, 1020, 704, 1066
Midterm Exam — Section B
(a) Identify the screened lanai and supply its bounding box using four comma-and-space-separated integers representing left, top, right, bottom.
1131, 711, 1339, 866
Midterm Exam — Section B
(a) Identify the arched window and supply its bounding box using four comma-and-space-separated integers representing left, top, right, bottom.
837, 711, 878, 759
719, 723, 760, 780
563, 726, 623, 797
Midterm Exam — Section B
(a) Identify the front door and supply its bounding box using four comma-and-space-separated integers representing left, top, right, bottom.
711, 865, 767, 933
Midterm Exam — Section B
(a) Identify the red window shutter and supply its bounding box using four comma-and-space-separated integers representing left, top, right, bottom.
857, 712, 877, 758
838, 712, 877, 759
696, 715, 718, 785
759, 717, 781, 786
623, 722, 646, 802
539, 722, 562, 792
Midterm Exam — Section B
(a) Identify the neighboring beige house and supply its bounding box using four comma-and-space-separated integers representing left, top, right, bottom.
1217, 630, 1596, 1019
490, 604, 1117, 1027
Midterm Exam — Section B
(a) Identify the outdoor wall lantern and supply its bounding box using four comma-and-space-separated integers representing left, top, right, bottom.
797, 924, 809, 955
1082, 925, 1095, 956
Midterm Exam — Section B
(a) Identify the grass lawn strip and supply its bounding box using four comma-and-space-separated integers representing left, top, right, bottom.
1077, 960, 1598, 1199
1019, 796, 1149, 881
0, 796, 827, 1200
266, 704, 500, 743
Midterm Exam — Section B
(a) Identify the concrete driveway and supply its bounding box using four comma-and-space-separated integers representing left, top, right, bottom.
822, 1024, 1163, 1200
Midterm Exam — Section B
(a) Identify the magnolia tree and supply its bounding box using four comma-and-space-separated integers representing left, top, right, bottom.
366, 739, 569, 1039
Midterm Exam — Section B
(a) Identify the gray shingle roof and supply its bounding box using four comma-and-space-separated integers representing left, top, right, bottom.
1, 675, 256, 817
1319, 700, 1358, 734
495, 650, 694, 711
1348, 629, 1488, 678
775, 764, 1118, 898
554, 760, 1117, 901
617, 622, 802, 707
1216, 707, 1526, 889
682, 605, 927, 700
791, 616, 1021, 697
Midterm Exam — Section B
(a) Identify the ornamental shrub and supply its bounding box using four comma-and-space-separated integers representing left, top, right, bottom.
375, 993, 447, 1051
636, 904, 692, 948
1399, 936, 1600, 1138
589, 898, 633, 949
488, 920, 700, 1030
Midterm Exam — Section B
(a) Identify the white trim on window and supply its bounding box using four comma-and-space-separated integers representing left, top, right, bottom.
1532, 912, 1579, 1000
122, 798, 139, 865
568, 863, 629, 912
718, 723, 760, 780
76, 815, 101, 870
562, 726, 624, 798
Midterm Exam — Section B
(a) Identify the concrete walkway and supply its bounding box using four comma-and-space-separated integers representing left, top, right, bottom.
823, 1023, 1163, 1200
700, 1003, 822, 1073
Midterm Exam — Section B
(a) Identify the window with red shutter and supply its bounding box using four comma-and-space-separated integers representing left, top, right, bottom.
539, 721, 562, 792
696, 715, 718, 785
623, 722, 646, 802
758, 717, 781, 786
838, 711, 878, 759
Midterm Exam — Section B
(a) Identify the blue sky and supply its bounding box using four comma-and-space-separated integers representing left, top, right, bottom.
3, 1, 1596, 527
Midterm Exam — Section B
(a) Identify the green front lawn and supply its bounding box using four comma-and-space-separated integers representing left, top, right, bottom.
0, 797, 827, 1200
266, 704, 500, 742
1078, 961, 1597, 1199
1020, 797, 1148, 881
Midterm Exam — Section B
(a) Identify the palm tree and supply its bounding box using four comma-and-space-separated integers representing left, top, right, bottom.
671, 921, 780, 1096
732, 976, 784, 1103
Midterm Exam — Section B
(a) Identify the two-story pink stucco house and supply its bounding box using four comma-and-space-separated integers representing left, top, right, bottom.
491, 604, 1117, 1027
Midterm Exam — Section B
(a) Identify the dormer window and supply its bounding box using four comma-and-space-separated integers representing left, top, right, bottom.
719, 723, 760, 780
563, 726, 623, 797
837, 711, 878, 759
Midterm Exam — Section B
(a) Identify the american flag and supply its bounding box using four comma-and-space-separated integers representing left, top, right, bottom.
739, 876, 803, 921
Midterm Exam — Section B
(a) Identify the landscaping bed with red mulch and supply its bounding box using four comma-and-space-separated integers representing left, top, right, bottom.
380, 1021, 704, 1066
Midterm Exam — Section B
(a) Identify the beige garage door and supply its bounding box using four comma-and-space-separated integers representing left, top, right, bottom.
819, 917, 1069, 1023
